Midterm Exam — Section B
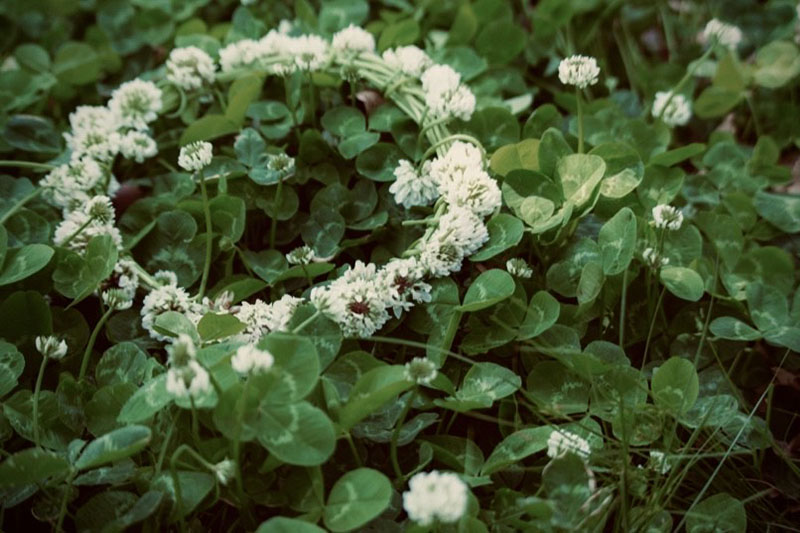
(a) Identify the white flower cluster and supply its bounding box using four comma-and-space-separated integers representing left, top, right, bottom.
53, 195, 123, 253
652, 91, 692, 127
40, 157, 104, 212
703, 19, 743, 49
178, 141, 213, 172
421, 65, 476, 121
141, 274, 205, 341
389, 160, 438, 208
219, 31, 330, 76
547, 429, 591, 459
642, 247, 669, 269
35, 335, 68, 360
231, 344, 275, 376
382, 45, 433, 77
404, 357, 438, 385
403, 470, 468, 526
286, 245, 315, 265
234, 294, 304, 342
165, 334, 211, 400
166, 46, 216, 91
558, 55, 601, 89
212, 458, 236, 485
652, 204, 684, 231
109, 79, 164, 131
506, 258, 533, 278
331, 24, 375, 58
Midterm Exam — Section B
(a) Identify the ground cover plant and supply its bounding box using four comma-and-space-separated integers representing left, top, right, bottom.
1, 0, 800, 531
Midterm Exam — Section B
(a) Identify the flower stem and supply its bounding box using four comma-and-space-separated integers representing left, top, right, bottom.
576, 88, 585, 154
0, 187, 43, 225
232, 378, 250, 506
390, 388, 417, 483
641, 286, 667, 370
198, 171, 213, 300
292, 309, 321, 334
269, 174, 284, 250
78, 307, 114, 382
54, 470, 76, 532
59, 217, 94, 249
32, 356, 48, 449
0, 160, 55, 171
619, 267, 629, 348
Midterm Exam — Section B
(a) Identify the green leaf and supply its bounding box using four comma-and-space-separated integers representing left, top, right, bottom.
710, 317, 762, 341
318, 0, 368, 34
197, 313, 246, 342
338, 131, 380, 159
489, 139, 539, 176
226, 74, 264, 124
438, 362, 521, 411
323, 468, 392, 532
257, 333, 321, 405
576, 262, 604, 305
591, 142, 643, 199
649, 143, 706, 167
0, 341, 24, 397
518, 290, 560, 340
482, 426, 552, 475
694, 86, 743, 118
470, 214, 524, 261
527, 361, 589, 415
447, 3, 478, 45
556, 154, 606, 208
234, 127, 266, 167
152, 471, 214, 522
117, 374, 172, 423
378, 19, 420, 51
660, 266, 704, 302
210, 194, 246, 242
256, 401, 336, 466
0, 448, 70, 487
53, 42, 101, 85
95, 342, 153, 387
475, 20, 526, 64
257, 517, 326, 533
75, 425, 152, 470
538, 128, 573, 177
746, 283, 789, 332
753, 40, 800, 89
0, 244, 53, 286
686, 493, 746, 533
753, 191, 800, 233
651, 357, 699, 415
337, 365, 413, 430
180, 114, 239, 145
321, 106, 366, 137
459, 269, 515, 312
598, 207, 636, 275
355, 143, 403, 182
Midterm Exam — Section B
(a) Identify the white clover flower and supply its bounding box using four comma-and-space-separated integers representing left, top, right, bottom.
102, 288, 133, 311
404, 357, 438, 385
67, 105, 120, 136
428, 141, 484, 184
546, 429, 591, 460
652, 91, 692, 127
382, 46, 433, 78
166, 360, 210, 399
648, 450, 672, 475
166, 46, 216, 91
101, 257, 140, 301
703, 19, 743, 49
642, 247, 669, 269
35, 335, 68, 360
108, 79, 163, 130
219, 39, 263, 73
212, 458, 236, 485
178, 141, 213, 172
84, 195, 115, 224
65, 128, 121, 163
389, 160, 439, 208
420, 207, 488, 276
267, 153, 295, 177
258, 30, 297, 75
506, 258, 533, 278
141, 283, 204, 341
421, 64, 476, 121
652, 204, 684, 231
381, 257, 432, 317
154, 270, 179, 286
234, 294, 303, 342
311, 261, 392, 338
40, 158, 104, 210
231, 344, 275, 376
438, 165, 500, 216
53, 209, 123, 253
293, 35, 329, 71
286, 245, 316, 265
119, 130, 158, 163
558, 55, 601, 89
332, 24, 375, 57
403, 471, 468, 526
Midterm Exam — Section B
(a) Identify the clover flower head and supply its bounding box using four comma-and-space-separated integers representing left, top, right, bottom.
389, 159, 439, 209
703, 19, 743, 49
141, 283, 204, 341
212, 458, 236, 485
652, 204, 684, 231
166, 46, 216, 91
293, 35, 330, 71
102, 288, 133, 311
108, 79, 163, 130
642, 247, 669, 269
231, 344, 275, 376
506, 258, 533, 278
178, 141, 213, 172
85, 195, 115, 224
652, 91, 692, 127
382, 46, 433, 78
421, 64, 475, 121
119, 130, 158, 163
166, 360, 210, 399
332, 24, 375, 57
547, 429, 591, 459
286, 245, 316, 265
53, 208, 123, 253
40, 158, 104, 210
404, 357, 438, 385
403, 471, 468, 526
558, 55, 601, 89
381, 257, 431, 317
234, 294, 304, 342
35, 335, 68, 360
219, 39, 263, 73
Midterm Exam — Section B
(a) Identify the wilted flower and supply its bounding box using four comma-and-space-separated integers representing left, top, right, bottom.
35, 335, 68, 360
212, 458, 236, 485
506, 258, 533, 278
102, 288, 133, 311
178, 141, 213, 172
403, 471, 468, 526
558, 55, 600, 89
642, 247, 669, 269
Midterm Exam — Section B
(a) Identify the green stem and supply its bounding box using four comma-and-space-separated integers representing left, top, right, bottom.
233, 378, 250, 505
576, 88, 584, 154
0, 187, 43, 225
390, 388, 417, 482
292, 309, 321, 334
32, 356, 48, 449
269, 174, 284, 250
60, 217, 94, 249
78, 307, 114, 381
54, 470, 76, 532
155, 411, 179, 475
344, 432, 363, 467
0, 160, 55, 171
694, 254, 719, 366
198, 172, 213, 300
641, 286, 667, 370
658, 46, 714, 121
418, 134, 485, 168
619, 267, 629, 348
